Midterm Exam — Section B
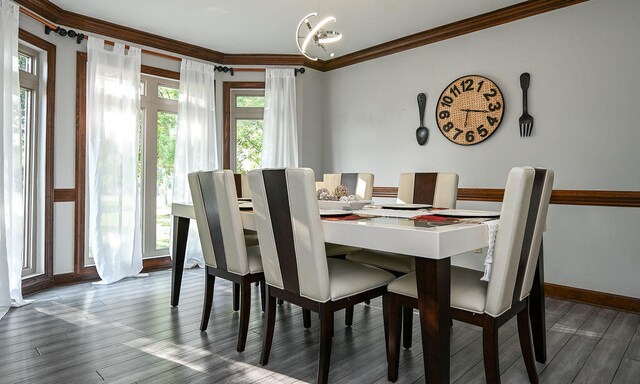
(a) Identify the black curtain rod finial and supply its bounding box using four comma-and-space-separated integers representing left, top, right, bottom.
294, 67, 305, 76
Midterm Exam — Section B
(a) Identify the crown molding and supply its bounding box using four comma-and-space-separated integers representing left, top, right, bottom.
17, 0, 588, 72
324, 0, 588, 71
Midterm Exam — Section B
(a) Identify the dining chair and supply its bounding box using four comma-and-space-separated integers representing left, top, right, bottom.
345, 172, 459, 338
248, 168, 395, 384
188, 170, 265, 352
385, 167, 554, 384
232, 173, 260, 309
318, 172, 375, 258
316, 172, 375, 200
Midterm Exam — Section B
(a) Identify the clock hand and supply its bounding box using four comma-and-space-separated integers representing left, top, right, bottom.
460, 108, 489, 113
463, 110, 470, 129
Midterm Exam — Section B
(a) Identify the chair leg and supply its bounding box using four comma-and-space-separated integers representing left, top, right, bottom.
233, 283, 240, 311
345, 305, 354, 326
277, 298, 284, 306
482, 318, 501, 384
303, 308, 312, 328
402, 306, 413, 349
259, 280, 266, 312
386, 293, 402, 382
260, 287, 276, 366
237, 279, 251, 352
517, 307, 539, 384
200, 272, 215, 331
318, 305, 334, 384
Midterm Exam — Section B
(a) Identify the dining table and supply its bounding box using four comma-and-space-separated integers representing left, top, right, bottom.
169, 203, 548, 384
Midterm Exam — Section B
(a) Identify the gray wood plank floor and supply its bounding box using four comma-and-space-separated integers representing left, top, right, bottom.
1, 269, 638, 383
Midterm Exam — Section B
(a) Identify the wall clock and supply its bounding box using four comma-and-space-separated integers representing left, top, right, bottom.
435, 75, 505, 145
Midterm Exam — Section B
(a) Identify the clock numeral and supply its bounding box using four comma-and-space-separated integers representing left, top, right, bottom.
439, 110, 450, 119
442, 121, 454, 132
488, 101, 501, 112
465, 130, 476, 142
477, 124, 488, 137
483, 88, 497, 101
453, 128, 463, 140
449, 85, 461, 97
461, 78, 474, 92
486, 115, 498, 127
476, 80, 485, 93
440, 96, 454, 108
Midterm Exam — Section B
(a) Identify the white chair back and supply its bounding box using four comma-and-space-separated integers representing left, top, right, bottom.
318, 173, 374, 200
484, 167, 553, 316
249, 168, 332, 302
397, 172, 459, 208
234, 173, 252, 198
188, 170, 250, 275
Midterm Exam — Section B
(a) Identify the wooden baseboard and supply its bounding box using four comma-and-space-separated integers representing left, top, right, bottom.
32, 257, 173, 293
142, 256, 173, 273
545, 283, 640, 314
52, 272, 100, 286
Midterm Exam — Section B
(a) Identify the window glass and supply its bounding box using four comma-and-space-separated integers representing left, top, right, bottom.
236, 119, 263, 174
236, 95, 264, 108
158, 85, 179, 100
18, 52, 33, 73
155, 111, 177, 250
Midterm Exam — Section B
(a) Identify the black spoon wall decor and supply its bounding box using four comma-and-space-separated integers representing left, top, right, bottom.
416, 93, 428, 145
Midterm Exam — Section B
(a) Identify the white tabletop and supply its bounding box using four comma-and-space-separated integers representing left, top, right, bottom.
171, 203, 488, 260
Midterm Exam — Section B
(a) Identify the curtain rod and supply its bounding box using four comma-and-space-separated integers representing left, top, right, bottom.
18, 7, 305, 76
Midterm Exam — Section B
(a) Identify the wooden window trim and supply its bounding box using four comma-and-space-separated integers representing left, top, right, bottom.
19, 29, 56, 295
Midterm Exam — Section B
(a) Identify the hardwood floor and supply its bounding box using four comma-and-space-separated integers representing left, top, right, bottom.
1, 269, 638, 383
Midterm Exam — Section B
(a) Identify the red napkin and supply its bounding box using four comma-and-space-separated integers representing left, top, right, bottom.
322, 214, 365, 221
411, 215, 460, 224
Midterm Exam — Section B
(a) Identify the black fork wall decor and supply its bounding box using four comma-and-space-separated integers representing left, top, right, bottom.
519, 73, 534, 137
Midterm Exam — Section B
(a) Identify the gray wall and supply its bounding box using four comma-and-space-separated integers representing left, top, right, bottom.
323, 0, 640, 298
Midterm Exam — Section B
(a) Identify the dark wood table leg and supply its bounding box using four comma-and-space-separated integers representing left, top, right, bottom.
529, 240, 547, 363
415, 257, 451, 384
171, 215, 190, 307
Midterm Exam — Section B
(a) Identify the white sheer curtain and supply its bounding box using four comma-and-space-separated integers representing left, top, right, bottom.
261, 68, 298, 167
0, 0, 26, 320
87, 37, 143, 284
172, 59, 218, 267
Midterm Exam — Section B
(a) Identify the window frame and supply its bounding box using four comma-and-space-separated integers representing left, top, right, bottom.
222, 81, 265, 170
229, 89, 265, 173
18, 44, 40, 277
18, 29, 56, 295
139, 74, 179, 258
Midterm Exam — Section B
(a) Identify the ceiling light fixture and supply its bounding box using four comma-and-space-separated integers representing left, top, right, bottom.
296, 12, 342, 61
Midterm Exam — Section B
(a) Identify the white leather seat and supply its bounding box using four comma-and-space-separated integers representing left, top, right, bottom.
388, 267, 487, 314
385, 167, 555, 384
325, 243, 361, 257
189, 170, 265, 353
328, 258, 395, 300
248, 167, 394, 384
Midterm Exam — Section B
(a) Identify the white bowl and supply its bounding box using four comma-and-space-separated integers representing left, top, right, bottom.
317, 200, 372, 211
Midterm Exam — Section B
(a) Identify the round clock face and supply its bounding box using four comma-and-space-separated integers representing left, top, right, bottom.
435, 75, 505, 145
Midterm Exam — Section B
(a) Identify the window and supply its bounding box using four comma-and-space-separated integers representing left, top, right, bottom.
230, 89, 265, 173
18, 44, 42, 278
139, 75, 178, 257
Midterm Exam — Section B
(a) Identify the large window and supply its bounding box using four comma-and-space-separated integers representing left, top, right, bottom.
139, 75, 178, 257
18, 44, 43, 277
230, 89, 265, 173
